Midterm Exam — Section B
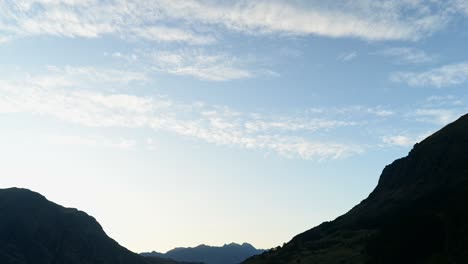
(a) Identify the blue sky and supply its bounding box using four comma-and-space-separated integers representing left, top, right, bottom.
1, 0, 468, 253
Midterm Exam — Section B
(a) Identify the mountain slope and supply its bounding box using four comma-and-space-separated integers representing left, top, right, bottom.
244, 113, 468, 264
0, 188, 183, 264
142, 243, 264, 264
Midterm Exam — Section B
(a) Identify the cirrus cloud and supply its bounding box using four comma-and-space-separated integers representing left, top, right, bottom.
391, 62, 468, 87
0, 66, 362, 160
0, 0, 463, 44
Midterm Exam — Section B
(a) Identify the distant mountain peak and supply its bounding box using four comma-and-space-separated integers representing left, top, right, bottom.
142, 242, 264, 264
223, 242, 253, 248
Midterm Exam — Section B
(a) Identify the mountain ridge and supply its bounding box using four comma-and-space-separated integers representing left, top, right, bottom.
142, 242, 264, 264
244, 113, 468, 264
0, 187, 190, 264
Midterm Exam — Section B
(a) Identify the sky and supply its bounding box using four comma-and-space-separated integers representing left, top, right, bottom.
1, 0, 468, 253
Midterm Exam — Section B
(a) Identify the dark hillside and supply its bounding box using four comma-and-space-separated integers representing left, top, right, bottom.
0, 188, 185, 264
244, 113, 468, 264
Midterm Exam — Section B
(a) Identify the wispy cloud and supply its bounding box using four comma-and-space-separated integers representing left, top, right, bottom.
0, 66, 361, 160
105, 48, 260, 82
0, 0, 462, 44
244, 118, 356, 133
317, 106, 395, 118
35, 66, 148, 88
425, 95, 464, 107
154, 0, 452, 41
150, 50, 254, 81
391, 62, 468, 87
374, 47, 436, 64
2, 65, 465, 159
0, 36, 10, 43
0, 0, 214, 45
337, 52, 357, 62
131, 26, 216, 45
411, 108, 463, 125
381, 134, 427, 147
452, 0, 468, 15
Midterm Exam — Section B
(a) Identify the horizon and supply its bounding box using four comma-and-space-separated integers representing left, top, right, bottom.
1, 0, 468, 254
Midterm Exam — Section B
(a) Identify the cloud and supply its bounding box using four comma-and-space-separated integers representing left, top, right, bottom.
381, 132, 430, 147
452, 0, 468, 15
139, 49, 275, 81
320, 105, 395, 118
382, 131, 433, 147
366, 108, 394, 117
154, 0, 451, 41
0, 0, 215, 45
337, 52, 357, 62
0, 36, 10, 43
244, 118, 356, 133
260, 136, 362, 161
37, 66, 148, 87
391, 62, 468, 87
0, 66, 361, 160
3, 66, 464, 160
411, 108, 462, 125
0, 0, 461, 44
150, 50, 253, 81
374, 47, 436, 64
131, 26, 216, 45
425, 95, 464, 107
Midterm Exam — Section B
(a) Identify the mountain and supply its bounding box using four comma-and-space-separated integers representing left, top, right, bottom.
244, 113, 468, 264
0, 188, 188, 264
142, 243, 264, 264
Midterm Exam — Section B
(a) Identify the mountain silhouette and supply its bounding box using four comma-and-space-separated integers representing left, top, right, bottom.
141, 242, 264, 264
244, 113, 468, 264
0, 188, 191, 264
